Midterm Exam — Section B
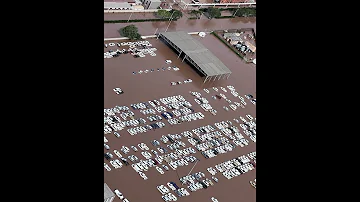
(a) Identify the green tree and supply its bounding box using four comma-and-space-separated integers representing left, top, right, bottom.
234, 8, 256, 17
119, 25, 141, 40
156, 9, 171, 18
189, 10, 203, 19
207, 7, 221, 19
170, 9, 183, 20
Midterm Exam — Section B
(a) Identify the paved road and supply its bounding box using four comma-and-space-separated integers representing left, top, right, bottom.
104, 17, 255, 38
104, 13, 159, 20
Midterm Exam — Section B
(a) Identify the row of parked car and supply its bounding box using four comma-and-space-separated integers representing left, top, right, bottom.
104, 45, 157, 59
209, 153, 256, 180
126, 122, 166, 135
179, 172, 218, 192
104, 40, 152, 48
170, 78, 193, 86
222, 162, 255, 179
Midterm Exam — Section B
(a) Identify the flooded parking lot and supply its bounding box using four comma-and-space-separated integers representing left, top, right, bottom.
104, 35, 255, 202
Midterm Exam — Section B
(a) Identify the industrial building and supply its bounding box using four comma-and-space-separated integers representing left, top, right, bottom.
159, 31, 232, 83
104, 183, 115, 202
104, 2, 132, 10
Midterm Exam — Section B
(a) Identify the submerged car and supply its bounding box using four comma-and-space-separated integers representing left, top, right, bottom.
114, 189, 124, 199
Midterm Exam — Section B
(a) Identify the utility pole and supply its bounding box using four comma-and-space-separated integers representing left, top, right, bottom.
127, 12, 133, 22
154, 28, 159, 35
165, 11, 175, 32
233, 8, 239, 17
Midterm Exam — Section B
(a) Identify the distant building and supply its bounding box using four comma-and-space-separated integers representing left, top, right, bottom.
133, 5, 145, 10
245, 41, 256, 52
159, 1, 169, 9
220, 0, 252, 3
104, 2, 132, 10
223, 33, 243, 45
143, 0, 161, 9
104, 183, 115, 202
134, 0, 143, 5
127, 0, 142, 5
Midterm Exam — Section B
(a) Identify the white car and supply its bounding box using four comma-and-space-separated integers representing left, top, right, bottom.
246, 114, 254, 120
157, 185, 169, 194
220, 87, 227, 92
104, 163, 111, 171
239, 116, 247, 122
114, 189, 124, 199
167, 182, 176, 190
113, 150, 122, 158
139, 172, 148, 180
162, 195, 169, 201
110, 160, 120, 169
104, 136, 108, 143
121, 146, 130, 154
156, 166, 164, 174
138, 143, 149, 150
123, 198, 130, 202
131, 145, 138, 152
141, 151, 152, 159
132, 164, 141, 172
114, 132, 121, 138
114, 159, 123, 168
167, 193, 177, 201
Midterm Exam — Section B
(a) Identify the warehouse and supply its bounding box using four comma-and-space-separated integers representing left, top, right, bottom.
159, 31, 232, 83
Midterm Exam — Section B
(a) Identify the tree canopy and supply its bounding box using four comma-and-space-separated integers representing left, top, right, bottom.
207, 7, 221, 19
170, 9, 183, 20
234, 8, 256, 17
189, 10, 203, 19
156, 10, 172, 18
157, 9, 183, 20
119, 25, 141, 40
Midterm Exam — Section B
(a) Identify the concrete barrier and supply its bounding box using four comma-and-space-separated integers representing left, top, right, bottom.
104, 9, 171, 13
104, 32, 210, 41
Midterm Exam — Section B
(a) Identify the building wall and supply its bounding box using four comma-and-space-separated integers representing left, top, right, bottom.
220, 0, 248, 3
104, 196, 114, 202
150, 1, 161, 9
160, 2, 168, 8
144, 0, 161, 9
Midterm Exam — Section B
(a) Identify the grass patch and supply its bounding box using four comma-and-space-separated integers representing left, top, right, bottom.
104, 18, 176, 23
212, 32, 244, 60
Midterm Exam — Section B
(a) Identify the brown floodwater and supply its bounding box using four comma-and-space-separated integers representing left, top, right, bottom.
104, 35, 256, 202
104, 13, 158, 21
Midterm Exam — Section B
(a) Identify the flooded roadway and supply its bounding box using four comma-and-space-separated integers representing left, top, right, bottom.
104, 17, 256, 38
104, 13, 159, 21
104, 35, 255, 202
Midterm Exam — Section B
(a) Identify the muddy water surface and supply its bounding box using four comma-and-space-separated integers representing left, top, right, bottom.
104, 36, 256, 202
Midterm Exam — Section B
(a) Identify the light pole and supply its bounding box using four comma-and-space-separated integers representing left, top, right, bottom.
127, 12, 134, 22
165, 11, 175, 32
233, 8, 239, 17
154, 28, 159, 35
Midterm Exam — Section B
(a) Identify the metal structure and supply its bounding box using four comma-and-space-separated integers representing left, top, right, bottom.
104, 183, 115, 202
159, 31, 232, 83
178, 0, 256, 9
